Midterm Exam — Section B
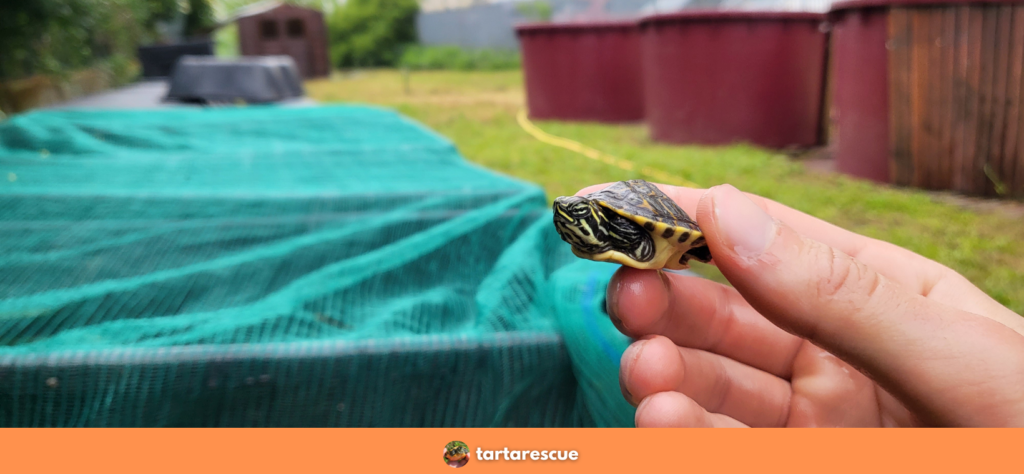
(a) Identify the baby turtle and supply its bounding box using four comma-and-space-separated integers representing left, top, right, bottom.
553, 179, 711, 270
444, 441, 470, 467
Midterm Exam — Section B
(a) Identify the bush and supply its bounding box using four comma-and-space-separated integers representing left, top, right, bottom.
0, 0, 205, 82
398, 46, 521, 71
183, 0, 217, 39
328, 0, 419, 68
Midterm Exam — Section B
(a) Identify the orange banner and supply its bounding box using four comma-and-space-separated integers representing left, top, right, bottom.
1, 428, 1021, 473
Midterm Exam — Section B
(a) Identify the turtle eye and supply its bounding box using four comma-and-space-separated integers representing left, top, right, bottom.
555, 196, 592, 216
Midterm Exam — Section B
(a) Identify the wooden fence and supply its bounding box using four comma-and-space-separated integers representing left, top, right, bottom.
888, 4, 1024, 197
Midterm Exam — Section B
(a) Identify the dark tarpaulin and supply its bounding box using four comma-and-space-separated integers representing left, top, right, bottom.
165, 55, 305, 104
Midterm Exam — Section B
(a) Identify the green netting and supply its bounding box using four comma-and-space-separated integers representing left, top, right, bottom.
0, 105, 634, 427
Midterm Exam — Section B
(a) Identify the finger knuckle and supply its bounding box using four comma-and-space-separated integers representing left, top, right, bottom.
706, 357, 734, 413
813, 243, 881, 303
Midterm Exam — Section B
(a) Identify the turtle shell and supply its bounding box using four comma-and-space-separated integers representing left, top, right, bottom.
571, 180, 711, 270
589, 180, 699, 233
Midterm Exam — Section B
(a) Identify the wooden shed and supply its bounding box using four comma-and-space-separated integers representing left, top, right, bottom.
236, 2, 330, 78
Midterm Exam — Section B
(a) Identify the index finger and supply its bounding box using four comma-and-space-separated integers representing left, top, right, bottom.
574, 183, 970, 306
576, 182, 904, 269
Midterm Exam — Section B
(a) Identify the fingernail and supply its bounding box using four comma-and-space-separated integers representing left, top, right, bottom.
606, 281, 619, 319
606, 269, 670, 336
656, 268, 671, 289
606, 281, 626, 334
609, 311, 627, 335
634, 397, 650, 427
605, 272, 632, 334
619, 339, 647, 407
619, 374, 634, 406
711, 184, 777, 259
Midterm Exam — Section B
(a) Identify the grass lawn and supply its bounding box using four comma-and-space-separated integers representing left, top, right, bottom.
306, 69, 1024, 315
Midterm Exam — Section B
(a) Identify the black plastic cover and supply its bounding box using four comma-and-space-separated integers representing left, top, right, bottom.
164, 55, 306, 104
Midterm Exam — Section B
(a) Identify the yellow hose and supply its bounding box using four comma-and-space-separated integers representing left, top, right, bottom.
515, 108, 700, 189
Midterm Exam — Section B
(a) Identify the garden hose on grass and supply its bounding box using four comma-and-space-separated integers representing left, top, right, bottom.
515, 108, 700, 189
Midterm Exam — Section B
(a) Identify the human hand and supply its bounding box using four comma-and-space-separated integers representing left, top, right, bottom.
577, 183, 1024, 427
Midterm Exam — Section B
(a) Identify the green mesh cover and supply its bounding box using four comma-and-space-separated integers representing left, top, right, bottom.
0, 106, 634, 427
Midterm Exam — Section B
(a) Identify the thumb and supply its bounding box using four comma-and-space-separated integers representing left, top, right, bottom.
696, 184, 1024, 426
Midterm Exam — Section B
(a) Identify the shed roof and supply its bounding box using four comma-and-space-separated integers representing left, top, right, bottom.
230, 1, 324, 21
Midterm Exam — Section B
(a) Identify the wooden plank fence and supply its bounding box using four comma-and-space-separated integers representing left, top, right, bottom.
888, 5, 1024, 197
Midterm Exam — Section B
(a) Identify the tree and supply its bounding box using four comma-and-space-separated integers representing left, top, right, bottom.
328, 0, 419, 68
0, 0, 182, 80
184, 0, 217, 39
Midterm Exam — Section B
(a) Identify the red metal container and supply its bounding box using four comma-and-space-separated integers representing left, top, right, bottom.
640, 12, 829, 148
516, 21, 644, 122
829, 2, 890, 182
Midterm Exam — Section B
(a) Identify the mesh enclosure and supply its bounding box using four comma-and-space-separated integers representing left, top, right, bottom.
549, 260, 635, 428
0, 105, 635, 427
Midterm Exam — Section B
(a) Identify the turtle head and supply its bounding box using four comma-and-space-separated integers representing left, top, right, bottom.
445, 442, 468, 457
552, 196, 609, 253
553, 194, 655, 265
553, 195, 595, 215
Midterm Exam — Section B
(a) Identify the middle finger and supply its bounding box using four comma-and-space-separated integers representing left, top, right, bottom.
621, 335, 793, 427
609, 266, 805, 379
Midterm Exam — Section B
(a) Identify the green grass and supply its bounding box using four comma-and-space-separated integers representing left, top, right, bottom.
214, 23, 240, 58
306, 69, 1024, 315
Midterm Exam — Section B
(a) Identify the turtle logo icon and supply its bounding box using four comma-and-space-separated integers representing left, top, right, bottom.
443, 441, 471, 468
